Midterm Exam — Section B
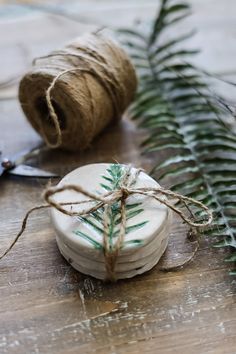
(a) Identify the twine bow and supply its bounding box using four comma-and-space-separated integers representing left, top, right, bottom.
0, 166, 213, 281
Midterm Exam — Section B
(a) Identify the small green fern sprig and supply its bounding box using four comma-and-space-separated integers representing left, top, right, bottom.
119, 0, 236, 273
73, 164, 148, 251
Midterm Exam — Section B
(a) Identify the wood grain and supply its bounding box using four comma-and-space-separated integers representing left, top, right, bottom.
0, 1, 235, 353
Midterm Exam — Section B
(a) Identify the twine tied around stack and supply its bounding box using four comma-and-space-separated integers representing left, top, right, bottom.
0, 166, 213, 282
19, 32, 137, 151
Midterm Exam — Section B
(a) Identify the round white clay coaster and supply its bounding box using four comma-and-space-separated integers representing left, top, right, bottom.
50, 163, 172, 280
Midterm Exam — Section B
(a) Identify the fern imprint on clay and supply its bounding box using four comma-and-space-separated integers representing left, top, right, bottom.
73, 164, 148, 250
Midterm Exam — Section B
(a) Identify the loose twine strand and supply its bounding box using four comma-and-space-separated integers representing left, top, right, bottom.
0, 167, 213, 281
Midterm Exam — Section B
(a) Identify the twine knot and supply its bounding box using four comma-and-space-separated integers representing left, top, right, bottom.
120, 186, 130, 200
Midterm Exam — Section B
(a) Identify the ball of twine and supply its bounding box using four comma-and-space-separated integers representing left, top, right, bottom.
19, 32, 137, 151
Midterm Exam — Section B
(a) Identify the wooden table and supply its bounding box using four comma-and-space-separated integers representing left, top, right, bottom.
0, 1, 235, 353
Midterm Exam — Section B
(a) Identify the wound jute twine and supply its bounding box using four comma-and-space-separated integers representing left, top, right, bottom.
0, 166, 213, 282
19, 32, 137, 151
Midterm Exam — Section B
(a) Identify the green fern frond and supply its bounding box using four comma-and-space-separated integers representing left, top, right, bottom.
119, 0, 236, 273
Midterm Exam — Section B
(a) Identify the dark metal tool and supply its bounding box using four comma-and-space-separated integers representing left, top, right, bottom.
0, 145, 58, 178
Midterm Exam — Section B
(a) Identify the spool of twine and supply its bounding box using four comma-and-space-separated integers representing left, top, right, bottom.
19, 32, 137, 151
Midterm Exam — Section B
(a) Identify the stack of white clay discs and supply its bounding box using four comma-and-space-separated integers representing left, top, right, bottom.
50, 163, 172, 280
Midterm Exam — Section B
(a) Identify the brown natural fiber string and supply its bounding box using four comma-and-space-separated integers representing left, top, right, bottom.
0, 166, 213, 282
19, 32, 137, 151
